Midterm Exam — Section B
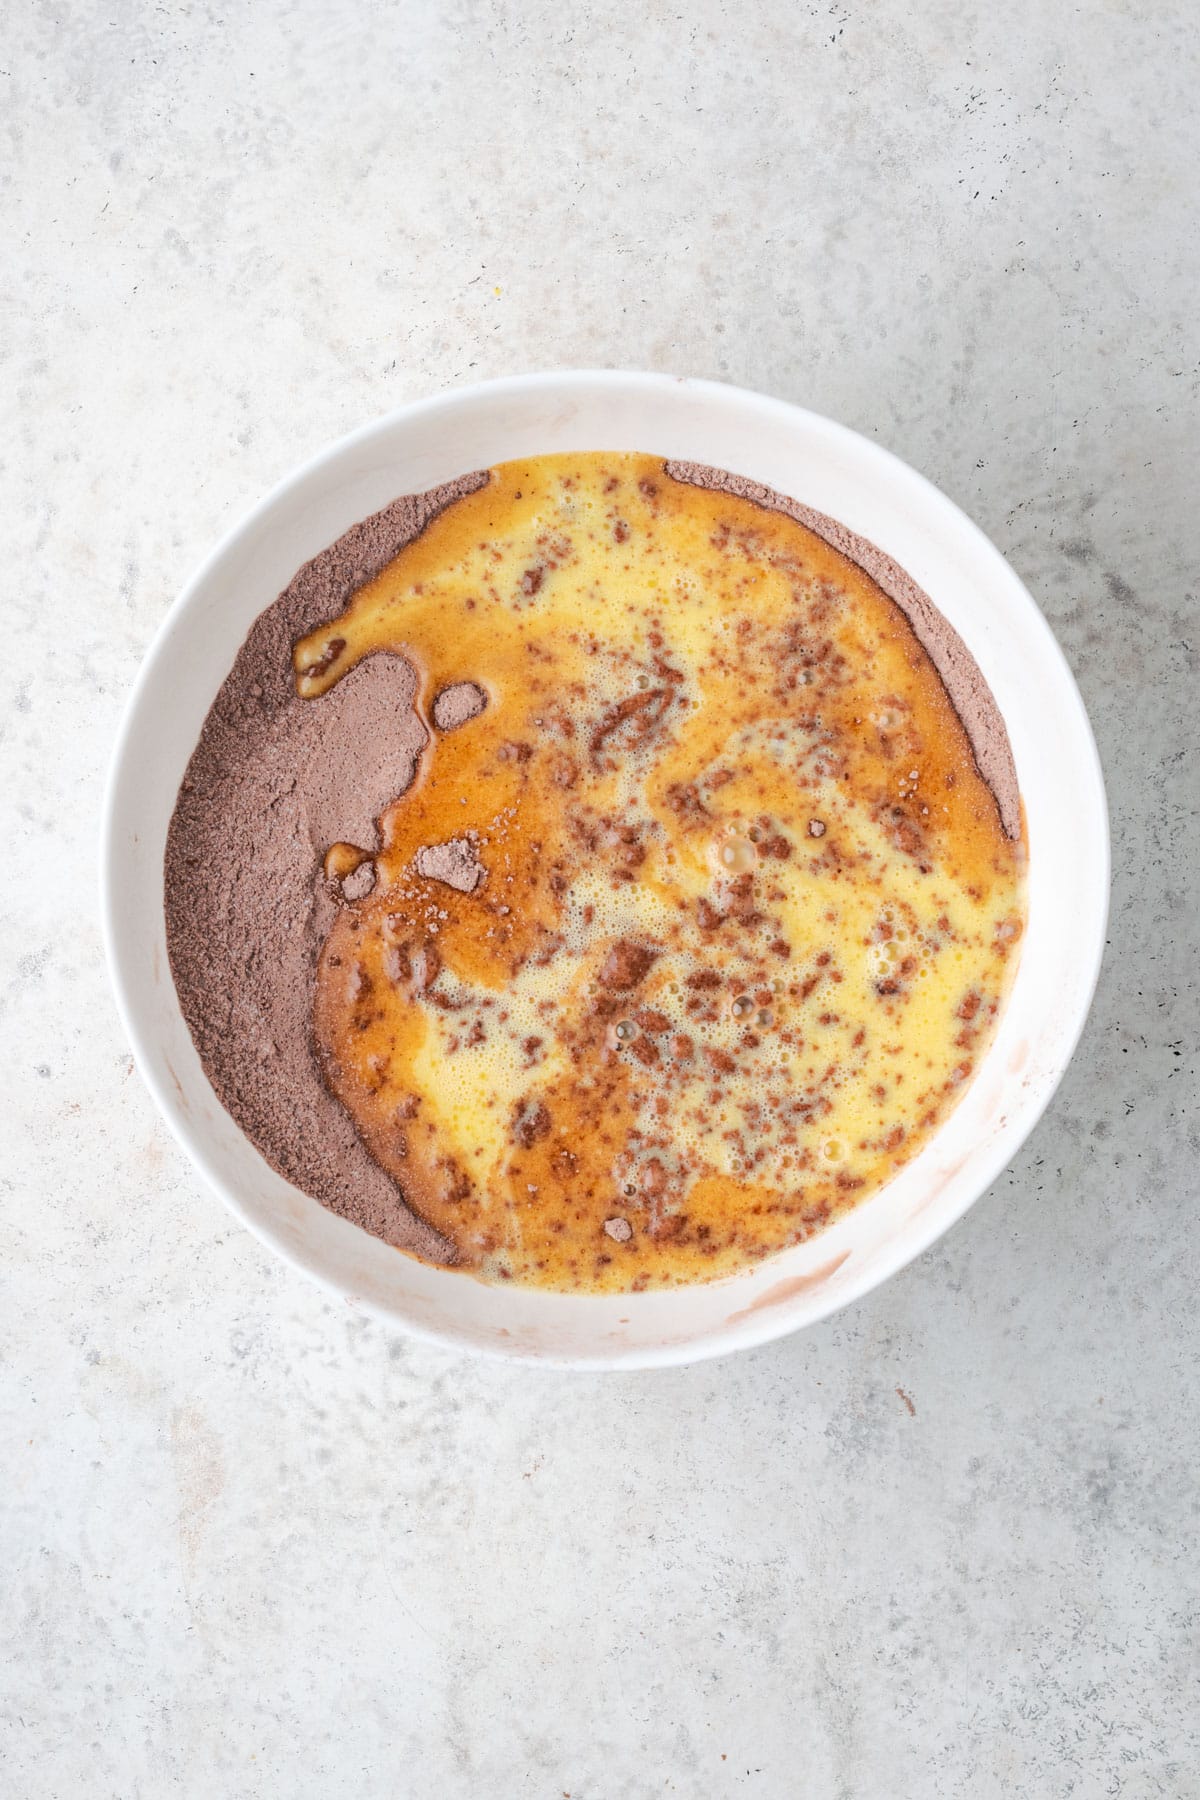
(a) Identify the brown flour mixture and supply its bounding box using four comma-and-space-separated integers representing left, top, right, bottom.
164, 459, 1019, 1271
164, 473, 485, 1259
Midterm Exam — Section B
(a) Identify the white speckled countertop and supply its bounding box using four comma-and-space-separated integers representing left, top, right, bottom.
3, 3, 1196, 1795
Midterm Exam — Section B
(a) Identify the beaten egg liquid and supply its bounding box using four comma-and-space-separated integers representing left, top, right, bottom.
295, 454, 1026, 1292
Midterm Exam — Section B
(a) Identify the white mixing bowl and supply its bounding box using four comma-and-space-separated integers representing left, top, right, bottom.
101, 372, 1108, 1367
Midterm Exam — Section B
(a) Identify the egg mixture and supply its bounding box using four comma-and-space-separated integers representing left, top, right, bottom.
295, 453, 1026, 1292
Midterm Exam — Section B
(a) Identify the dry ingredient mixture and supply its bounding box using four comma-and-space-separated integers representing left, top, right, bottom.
166, 453, 1026, 1292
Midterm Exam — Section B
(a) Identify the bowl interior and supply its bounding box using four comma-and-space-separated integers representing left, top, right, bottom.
103, 373, 1108, 1367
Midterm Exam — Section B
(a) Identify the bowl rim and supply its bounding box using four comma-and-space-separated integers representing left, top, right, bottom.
101, 369, 1110, 1368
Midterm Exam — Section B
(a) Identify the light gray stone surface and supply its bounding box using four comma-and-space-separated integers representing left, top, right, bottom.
2, 2, 1196, 1795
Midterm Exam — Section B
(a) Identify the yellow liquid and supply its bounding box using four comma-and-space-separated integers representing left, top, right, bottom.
298, 454, 1025, 1292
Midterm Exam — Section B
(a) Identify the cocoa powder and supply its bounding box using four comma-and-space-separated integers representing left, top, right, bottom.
164, 472, 486, 1257
432, 681, 487, 731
